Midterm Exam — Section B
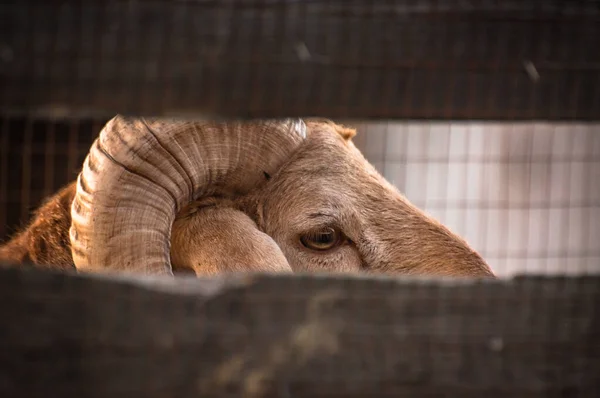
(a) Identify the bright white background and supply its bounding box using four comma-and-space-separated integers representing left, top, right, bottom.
351, 122, 600, 277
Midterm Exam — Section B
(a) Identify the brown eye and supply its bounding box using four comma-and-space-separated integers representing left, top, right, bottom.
300, 227, 342, 251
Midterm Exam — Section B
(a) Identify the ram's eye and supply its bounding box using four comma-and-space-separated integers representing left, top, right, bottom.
300, 227, 342, 251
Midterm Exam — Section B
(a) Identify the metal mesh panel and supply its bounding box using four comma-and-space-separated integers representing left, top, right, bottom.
0, 116, 104, 240
352, 121, 600, 277
1, 2, 600, 395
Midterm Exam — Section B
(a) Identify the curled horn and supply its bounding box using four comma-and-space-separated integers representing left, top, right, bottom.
70, 116, 307, 275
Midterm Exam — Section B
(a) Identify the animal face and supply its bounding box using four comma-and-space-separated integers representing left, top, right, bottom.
252, 121, 493, 277
171, 120, 494, 278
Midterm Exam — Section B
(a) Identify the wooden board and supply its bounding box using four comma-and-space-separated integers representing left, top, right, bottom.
1, 1, 599, 120
0, 264, 598, 397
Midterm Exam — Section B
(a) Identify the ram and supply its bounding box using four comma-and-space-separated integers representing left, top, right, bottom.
0, 116, 494, 278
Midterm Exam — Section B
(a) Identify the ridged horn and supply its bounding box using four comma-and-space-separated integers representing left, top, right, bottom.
70, 115, 307, 275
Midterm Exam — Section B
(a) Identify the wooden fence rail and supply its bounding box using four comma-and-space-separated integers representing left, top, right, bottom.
0, 265, 598, 397
1, 1, 599, 120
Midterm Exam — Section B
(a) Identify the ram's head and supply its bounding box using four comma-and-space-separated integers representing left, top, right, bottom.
1, 116, 494, 278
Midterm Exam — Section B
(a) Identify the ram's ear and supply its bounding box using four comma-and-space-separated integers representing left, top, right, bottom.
170, 201, 292, 276
304, 118, 357, 141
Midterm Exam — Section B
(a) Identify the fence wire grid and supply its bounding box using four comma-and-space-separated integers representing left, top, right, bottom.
1, 1, 600, 397
352, 121, 600, 277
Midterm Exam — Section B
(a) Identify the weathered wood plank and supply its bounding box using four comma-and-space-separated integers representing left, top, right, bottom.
0, 264, 598, 397
1, 1, 599, 120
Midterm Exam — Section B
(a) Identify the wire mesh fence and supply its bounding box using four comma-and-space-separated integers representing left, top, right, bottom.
1, 1, 600, 395
0, 117, 101, 236
352, 121, 600, 277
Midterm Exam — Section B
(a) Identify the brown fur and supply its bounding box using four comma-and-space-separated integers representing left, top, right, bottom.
0, 119, 495, 278
0, 183, 76, 270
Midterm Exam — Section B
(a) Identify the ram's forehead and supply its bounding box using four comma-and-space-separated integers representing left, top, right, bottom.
262, 119, 369, 198
265, 145, 375, 214
279, 138, 364, 178
265, 180, 359, 227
